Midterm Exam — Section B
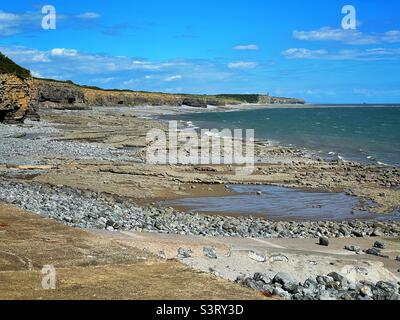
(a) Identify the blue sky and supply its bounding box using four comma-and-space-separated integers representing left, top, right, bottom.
1, 0, 400, 103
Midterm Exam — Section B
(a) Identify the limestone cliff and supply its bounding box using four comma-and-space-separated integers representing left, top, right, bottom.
33, 79, 86, 110
258, 95, 305, 105
82, 87, 183, 107
0, 52, 305, 124
34, 83, 237, 108
0, 74, 39, 123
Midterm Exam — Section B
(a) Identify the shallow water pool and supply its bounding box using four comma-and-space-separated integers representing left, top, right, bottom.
162, 185, 400, 221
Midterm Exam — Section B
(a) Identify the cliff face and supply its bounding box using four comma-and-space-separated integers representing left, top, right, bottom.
258, 95, 305, 105
34, 84, 234, 108
0, 75, 305, 124
82, 87, 232, 107
33, 79, 86, 110
0, 74, 38, 123
81, 87, 182, 107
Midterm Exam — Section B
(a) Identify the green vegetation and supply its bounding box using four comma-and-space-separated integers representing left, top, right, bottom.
215, 94, 261, 104
0, 52, 31, 79
33, 77, 76, 85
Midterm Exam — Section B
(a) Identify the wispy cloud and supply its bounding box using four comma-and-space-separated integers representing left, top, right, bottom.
0, 10, 43, 36
228, 61, 258, 69
233, 44, 259, 51
0, 45, 241, 92
164, 75, 182, 81
283, 48, 328, 59
0, 45, 190, 75
293, 27, 400, 45
50, 48, 79, 57
0, 10, 101, 37
283, 47, 400, 60
76, 12, 101, 20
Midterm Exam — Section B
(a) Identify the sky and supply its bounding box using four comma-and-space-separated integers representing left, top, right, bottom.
1, 0, 400, 103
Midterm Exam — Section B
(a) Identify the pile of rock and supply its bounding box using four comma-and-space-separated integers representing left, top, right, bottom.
0, 121, 137, 166
0, 180, 400, 239
237, 271, 400, 300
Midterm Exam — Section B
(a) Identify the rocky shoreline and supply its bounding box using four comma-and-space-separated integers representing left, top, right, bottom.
0, 106, 399, 301
1, 179, 399, 239
238, 270, 400, 300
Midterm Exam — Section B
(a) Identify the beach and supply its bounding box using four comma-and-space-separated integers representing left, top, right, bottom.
1, 104, 400, 300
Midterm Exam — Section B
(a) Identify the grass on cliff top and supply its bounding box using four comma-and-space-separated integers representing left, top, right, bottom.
0, 52, 31, 79
215, 94, 261, 103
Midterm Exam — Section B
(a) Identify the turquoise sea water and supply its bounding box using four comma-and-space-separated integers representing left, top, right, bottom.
164, 105, 400, 166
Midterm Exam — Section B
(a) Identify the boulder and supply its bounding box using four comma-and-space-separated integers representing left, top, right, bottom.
319, 237, 330, 246
373, 241, 385, 249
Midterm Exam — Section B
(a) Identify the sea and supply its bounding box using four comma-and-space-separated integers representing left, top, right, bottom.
163, 104, 400, 167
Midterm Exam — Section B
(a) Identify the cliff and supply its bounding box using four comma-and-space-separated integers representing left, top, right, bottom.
0, 51, 305, 123
37, 82, 238, 108
0, 74, 39, 123
217, 94, 305, 105
0, 53, 39, 123
258, 95, 305, 105
33, 79, 86, 110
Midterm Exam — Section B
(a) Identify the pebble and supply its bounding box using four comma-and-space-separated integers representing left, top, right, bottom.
238, 271, 400, 300
203, 247, 218, 259
0, 180, 399, 240
177, 248, 192, 259
248, 250, 267, 262
158, 251, 167, 260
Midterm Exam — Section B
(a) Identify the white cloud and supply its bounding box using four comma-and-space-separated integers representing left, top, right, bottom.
164, 87, 183, 93
233, 44, 259, 51
283, 48, 328, 59
164, 75, 182, 81
51, 48, 79, 57
123, 79, 140, 87
293, 27, 400, 45
0, 10, 41, 36
0, 45, 253, 93
92, 77, 116, 84
283, 47, 400, 60
228, 61, 258, 69
31, 53, 51, 62
0, 10, 99, 37
76, 12, 101, 20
